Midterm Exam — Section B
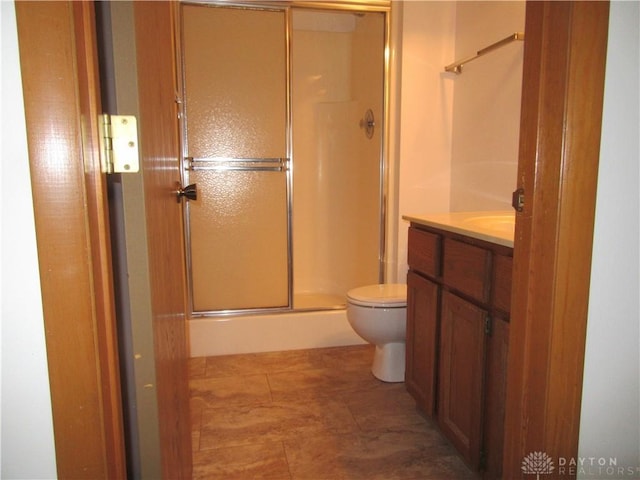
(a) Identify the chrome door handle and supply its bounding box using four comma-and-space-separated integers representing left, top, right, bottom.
177, 183, 197, 203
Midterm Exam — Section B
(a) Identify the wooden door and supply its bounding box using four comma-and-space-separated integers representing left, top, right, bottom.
15, 2, 125, 477
133, 2, 193, 478
405, 271, 439, 417
438, 291, 487, 470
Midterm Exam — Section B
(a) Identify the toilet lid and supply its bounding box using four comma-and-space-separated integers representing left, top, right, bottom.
347, 284, 407, 308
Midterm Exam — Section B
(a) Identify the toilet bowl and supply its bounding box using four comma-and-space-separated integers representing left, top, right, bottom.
346, 284, 407, 383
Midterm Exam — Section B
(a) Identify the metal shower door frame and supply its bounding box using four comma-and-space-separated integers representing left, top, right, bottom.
176, 0, 391, 317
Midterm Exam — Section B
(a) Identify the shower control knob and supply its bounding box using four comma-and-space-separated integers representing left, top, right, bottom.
359, 108, 375, 139
177, 183, 197, 203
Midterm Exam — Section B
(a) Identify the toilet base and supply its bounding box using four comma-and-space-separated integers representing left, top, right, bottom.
371, 342, 405, 383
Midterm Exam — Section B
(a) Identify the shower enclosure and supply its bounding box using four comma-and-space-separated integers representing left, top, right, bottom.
178, 1, 389, 318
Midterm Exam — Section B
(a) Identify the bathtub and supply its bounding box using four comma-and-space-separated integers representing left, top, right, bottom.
189, 309, 366, 357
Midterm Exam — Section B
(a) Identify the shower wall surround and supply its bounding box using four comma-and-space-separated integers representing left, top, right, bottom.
292, 10, 384, 305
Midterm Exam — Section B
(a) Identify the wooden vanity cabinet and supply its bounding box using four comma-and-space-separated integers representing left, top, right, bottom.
405, 223, 512, 479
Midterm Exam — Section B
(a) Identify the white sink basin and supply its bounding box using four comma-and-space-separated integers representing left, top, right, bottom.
461, 215, 515, 236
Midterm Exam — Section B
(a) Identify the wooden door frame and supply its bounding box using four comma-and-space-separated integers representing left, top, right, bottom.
503, 1, 609, 477
15, 1, 125, 477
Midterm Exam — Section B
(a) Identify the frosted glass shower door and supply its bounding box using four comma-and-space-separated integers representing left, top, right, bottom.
181, 5, 289, 313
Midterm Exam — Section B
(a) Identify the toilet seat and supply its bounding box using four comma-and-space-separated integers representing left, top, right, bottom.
346, 284, 407, 308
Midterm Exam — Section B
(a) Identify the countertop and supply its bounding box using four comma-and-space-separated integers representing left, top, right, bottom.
403, 211, 515, 248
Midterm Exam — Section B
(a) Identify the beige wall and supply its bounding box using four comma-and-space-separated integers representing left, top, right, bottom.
392, 0, 524, 281
449, 1, 525, 211
393, 0, 456, 281
579, 1, 640, 469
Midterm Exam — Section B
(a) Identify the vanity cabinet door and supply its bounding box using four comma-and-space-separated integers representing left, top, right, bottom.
438, 291, 487, 470
405, 271, 439, 417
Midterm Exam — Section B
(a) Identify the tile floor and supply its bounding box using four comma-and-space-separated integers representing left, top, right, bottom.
190, 344, 477, 479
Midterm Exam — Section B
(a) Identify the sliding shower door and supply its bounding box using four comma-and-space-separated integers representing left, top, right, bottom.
180, 2, 389, 316
181, 4, 290, 313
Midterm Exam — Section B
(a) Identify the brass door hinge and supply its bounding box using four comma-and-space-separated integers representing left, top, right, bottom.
99, 114, 139, 174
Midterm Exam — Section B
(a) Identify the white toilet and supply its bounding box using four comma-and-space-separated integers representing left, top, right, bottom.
346, 283, 407, 383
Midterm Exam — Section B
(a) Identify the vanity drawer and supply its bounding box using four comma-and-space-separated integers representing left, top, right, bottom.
443, 238, 491, 303
408, 227, 441, 277
492, 254, 513, 314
